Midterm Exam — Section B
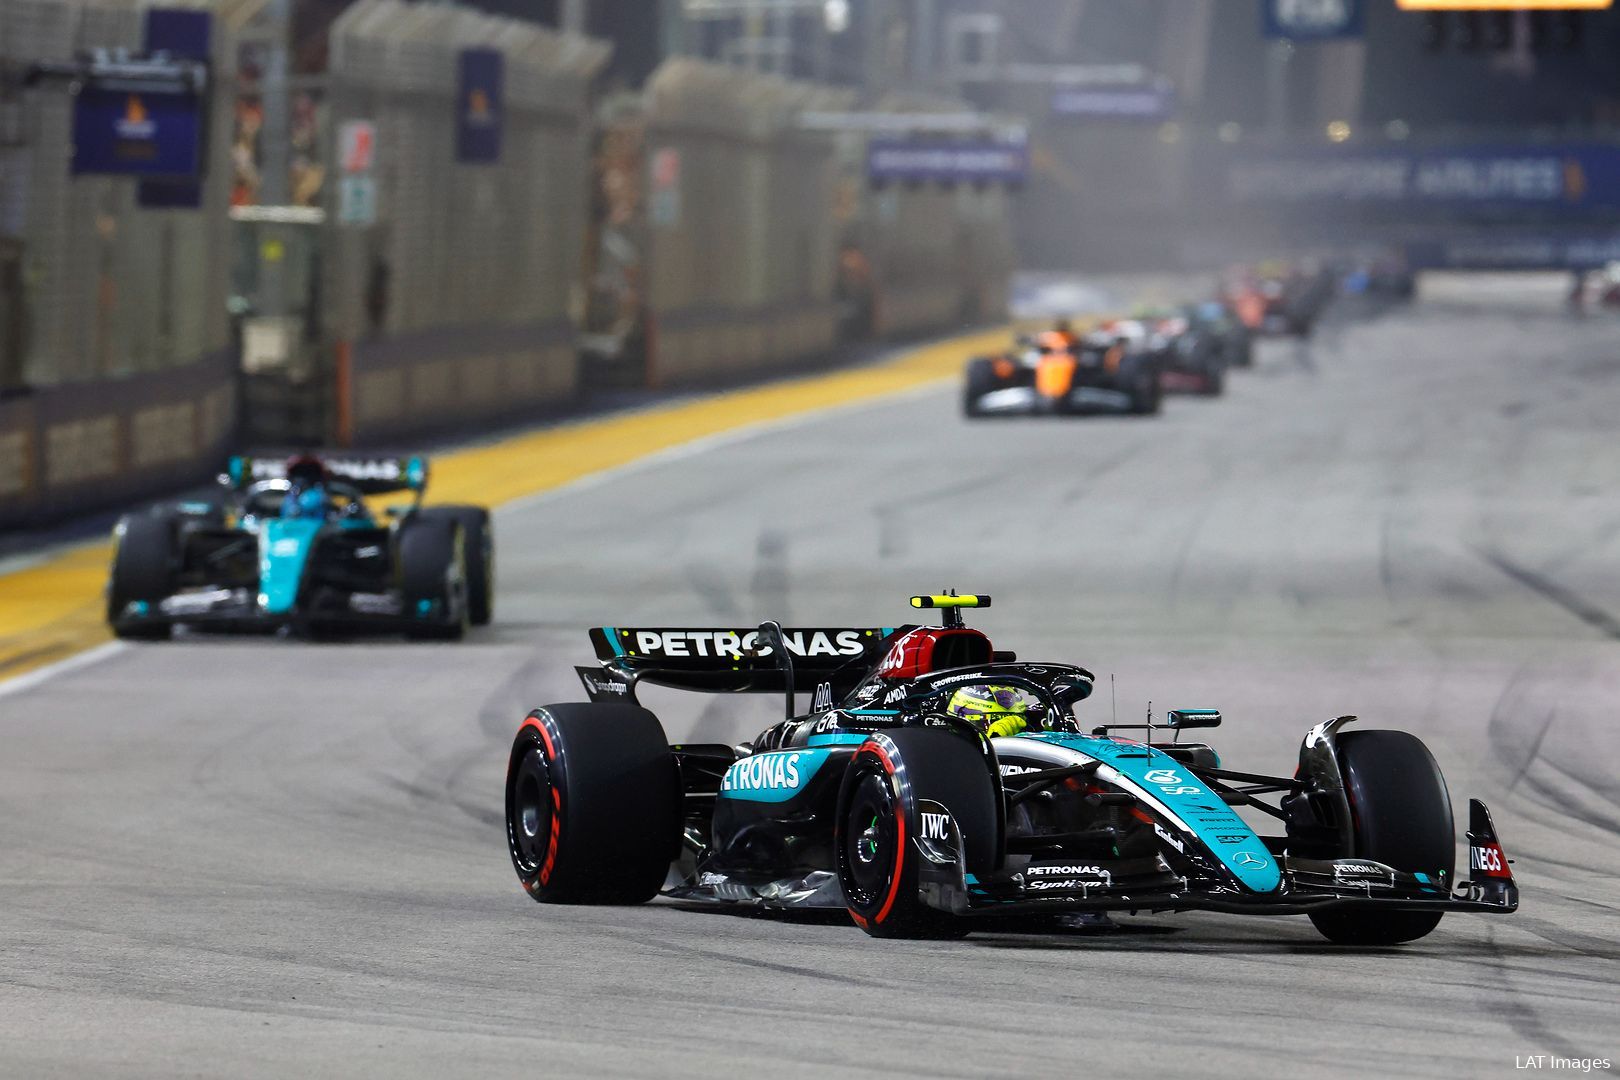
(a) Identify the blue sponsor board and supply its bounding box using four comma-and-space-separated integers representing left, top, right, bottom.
456, 48, 504, 164
1262, 0, 1363, 41
73, 85, 203, 177
1406, 233, 1620, 271
1224, 143, 1620, 211
1050, 81, 1174, 122
138, 7, 212, 207
145, 7, 212, 60
867, 139, 1028, 185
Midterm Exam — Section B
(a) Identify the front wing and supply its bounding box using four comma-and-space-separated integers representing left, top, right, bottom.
923, 852, 1519, 919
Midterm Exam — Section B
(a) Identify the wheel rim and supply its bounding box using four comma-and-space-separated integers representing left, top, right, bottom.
508, 742, 554, 875
842, 768, 898, 910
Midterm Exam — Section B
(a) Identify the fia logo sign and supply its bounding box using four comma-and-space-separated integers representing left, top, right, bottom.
1265, 0, 1360, 39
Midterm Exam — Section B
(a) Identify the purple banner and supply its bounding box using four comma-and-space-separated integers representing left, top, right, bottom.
456, 48, 504, 165
1050, 83, 1174, 122
867, 140, 1028, 184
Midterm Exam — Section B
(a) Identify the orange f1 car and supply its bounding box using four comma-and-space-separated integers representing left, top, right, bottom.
963, 327, 1162, 417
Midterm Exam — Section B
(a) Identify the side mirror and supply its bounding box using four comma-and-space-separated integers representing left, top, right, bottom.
1167, 708, 1221, 729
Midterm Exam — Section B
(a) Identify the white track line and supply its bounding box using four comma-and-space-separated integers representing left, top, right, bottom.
0, 642, 128, 701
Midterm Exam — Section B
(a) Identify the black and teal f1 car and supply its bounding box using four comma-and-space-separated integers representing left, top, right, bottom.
505, 594, 1519, 942
106, 453, 493, 640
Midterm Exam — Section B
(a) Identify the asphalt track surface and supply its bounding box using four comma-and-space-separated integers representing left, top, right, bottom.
3, 278, 1618, 1078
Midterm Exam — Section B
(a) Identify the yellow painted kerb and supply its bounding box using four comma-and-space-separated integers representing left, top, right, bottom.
0, 325, 1009, 684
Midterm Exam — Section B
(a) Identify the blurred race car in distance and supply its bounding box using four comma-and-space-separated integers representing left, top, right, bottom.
1137, 305, 1244, 396
1185, 299, 1253, 369
963, 325, 1162, 417
106, 452, 493, 640
1222, 261, 1332, 337
505, 592, 1520, 943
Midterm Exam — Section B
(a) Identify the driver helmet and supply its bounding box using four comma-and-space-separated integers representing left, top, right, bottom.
282, 454, 329, 519
284, 454, 328, 489
947, 684, 1030, 739
1034, 330, 1071, 355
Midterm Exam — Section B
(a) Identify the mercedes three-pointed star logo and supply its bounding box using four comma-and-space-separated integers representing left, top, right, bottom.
1234, 851, 1267, 869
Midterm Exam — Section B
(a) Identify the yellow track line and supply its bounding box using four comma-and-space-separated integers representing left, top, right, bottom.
0, 326, 1009, 684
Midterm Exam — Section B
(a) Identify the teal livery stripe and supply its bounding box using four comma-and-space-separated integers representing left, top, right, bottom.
807, 733, 870, 747
717, 748, 834, 802
603, 628, 626, 656
257, 518, 324, 615
1025, 732, 1282, 893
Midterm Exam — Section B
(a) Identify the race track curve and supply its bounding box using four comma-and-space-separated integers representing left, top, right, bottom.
2, 281, 1617, 1078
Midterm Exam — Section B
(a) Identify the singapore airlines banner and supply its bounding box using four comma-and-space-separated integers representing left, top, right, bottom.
1223, 143, 1620, 212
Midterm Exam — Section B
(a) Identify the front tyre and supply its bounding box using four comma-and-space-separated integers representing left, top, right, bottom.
399, 516, 467, 640
836, 728, 1000, 939
1309, 729, 1455, 945
506, 703, 679, 904
107, 513, 176, 640
420, 506, 493, 625
963, 357, 997, 418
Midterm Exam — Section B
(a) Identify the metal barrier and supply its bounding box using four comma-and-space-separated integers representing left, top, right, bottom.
0, 0, 237, 391
0, 0, 245, 527
640, 59, 854, 384
0, 3, 1015, 528
0, 351, 236, 529
323, 0, 607, 443
855, 94, 1015, 338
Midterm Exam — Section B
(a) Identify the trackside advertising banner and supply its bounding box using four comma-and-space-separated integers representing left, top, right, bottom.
73, 87, 204, 177
1050, 81, 1175, 122
1405, 232, 1620, 271
1262, 0, 1363, 41
1223, 143, 1620, 212
867, 140, 1028, 185
456, 48, 504, 164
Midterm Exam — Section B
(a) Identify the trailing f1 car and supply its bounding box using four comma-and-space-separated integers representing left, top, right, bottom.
1223, 261, 1333, 338
1184, 299, 1253, 370
1134, 307, 1231, 396
505, 594, 1519, 942
106, 453, 493, 640
963, 327, 1161, 417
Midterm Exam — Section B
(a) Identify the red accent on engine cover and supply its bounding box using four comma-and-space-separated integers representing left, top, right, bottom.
876, 627, 993, 680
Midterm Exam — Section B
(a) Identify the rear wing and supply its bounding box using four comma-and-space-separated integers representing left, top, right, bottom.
225, 454, 428, 496
585, 625, 905, 699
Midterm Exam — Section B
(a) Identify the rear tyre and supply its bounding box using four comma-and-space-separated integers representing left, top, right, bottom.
423, 506, 493, 625
506, 703, 679, 904
837, 728, 1000, 939
1308, 730, 1454, 945
963, 357, 997, 418
107, 513, 176, 640
1129, 368, 1162, 415
1229, 332, 1254, 368
399, 516, 467, 641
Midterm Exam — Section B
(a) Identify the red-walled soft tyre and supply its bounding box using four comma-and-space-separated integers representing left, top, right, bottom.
506, 703, 679, 905
836, 728, 1000, 939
